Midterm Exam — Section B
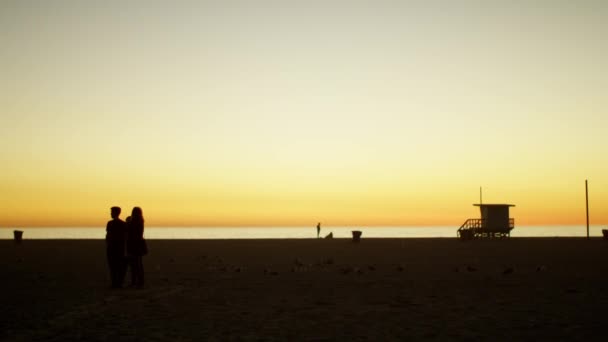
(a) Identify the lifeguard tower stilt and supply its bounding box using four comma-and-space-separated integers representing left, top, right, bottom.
457, 204, 515, 239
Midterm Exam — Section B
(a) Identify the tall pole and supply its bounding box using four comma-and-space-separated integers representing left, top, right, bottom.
585, 180, 589, 239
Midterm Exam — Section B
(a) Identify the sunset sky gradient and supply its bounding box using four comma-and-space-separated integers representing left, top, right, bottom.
1, 1, 606, 227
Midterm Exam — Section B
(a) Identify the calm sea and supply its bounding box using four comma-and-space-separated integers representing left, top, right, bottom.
0, 226, 605, 239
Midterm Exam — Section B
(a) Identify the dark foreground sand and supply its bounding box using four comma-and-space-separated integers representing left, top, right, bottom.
1, 238, 607, 341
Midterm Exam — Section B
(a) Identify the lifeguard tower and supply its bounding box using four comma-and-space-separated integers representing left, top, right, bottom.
457, 204, 515, 239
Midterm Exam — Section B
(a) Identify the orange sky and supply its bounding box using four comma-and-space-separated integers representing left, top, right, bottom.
1, 1, 606, 227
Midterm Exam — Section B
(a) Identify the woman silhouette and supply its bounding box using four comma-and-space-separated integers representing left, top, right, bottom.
126, 207, 147, 288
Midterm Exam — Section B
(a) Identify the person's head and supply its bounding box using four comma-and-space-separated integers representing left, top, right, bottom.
131, 207, 144, 221
110, 206, 121, 219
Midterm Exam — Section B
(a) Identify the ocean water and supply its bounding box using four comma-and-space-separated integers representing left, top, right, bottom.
0, 225, 605, 239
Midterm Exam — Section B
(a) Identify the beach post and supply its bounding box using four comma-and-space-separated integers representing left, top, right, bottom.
13, 230, 23, 243
352, 230, 362, 242
585, 180, 589, 239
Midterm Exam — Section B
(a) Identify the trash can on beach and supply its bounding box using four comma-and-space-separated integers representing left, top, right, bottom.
352, 230, 362, 242
14, 230, 23, 243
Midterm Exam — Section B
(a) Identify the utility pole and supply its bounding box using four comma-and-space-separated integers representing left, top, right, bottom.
585, 180, 590, 239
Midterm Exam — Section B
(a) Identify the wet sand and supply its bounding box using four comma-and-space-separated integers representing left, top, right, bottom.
2, 238, 607, 341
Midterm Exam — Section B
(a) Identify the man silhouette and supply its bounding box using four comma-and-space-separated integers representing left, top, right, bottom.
317, 222, 321, 238
106, 206, 127, 288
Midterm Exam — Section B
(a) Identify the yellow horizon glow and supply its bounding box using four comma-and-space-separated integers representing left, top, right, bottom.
1, 1, 607, 227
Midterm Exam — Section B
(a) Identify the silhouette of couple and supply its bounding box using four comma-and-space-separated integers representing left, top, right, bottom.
106, 206, 147, 289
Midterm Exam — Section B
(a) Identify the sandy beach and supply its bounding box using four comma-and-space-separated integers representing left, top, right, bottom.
2, 238, 607, 341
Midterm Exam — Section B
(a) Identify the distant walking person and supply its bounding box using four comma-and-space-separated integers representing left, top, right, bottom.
106, 206, 127, 288
126, 207, 147, 288
317, 222, 321, 238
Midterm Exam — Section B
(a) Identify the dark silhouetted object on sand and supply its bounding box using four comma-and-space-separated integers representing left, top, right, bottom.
126, 206, 147, 288
352, 230, 362, 242
13, 230, 23, 243
106, 206, 127, 288
502, 266, 515, 275
602, 229, 608, 240
317, 222, 321, 238
325, 232, 333, 239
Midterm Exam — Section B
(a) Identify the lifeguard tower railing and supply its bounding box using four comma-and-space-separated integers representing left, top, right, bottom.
457, 218, 515, 239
